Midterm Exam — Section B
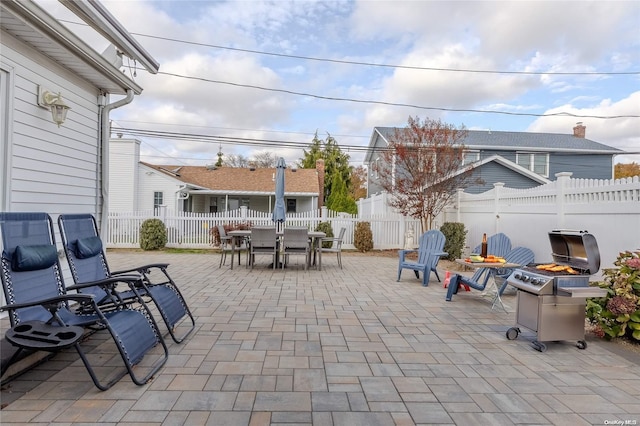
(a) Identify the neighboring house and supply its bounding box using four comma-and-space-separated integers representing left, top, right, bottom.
1, 0, 158, 237
109, 138, 323, 214
365, 123, 624, 195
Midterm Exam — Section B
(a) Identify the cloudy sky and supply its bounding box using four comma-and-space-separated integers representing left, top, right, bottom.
41, 0, 639, 166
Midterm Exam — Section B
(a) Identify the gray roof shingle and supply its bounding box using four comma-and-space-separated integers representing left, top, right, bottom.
373, 127, 623, 153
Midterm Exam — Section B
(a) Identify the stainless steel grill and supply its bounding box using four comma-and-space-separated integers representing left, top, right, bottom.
505, 230, 607, 352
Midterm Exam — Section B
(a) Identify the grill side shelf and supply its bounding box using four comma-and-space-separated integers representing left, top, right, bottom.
556, 287, 607, 298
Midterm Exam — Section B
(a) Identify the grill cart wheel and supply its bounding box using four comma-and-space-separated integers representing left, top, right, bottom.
576, 340, 587, 350
532, 341, 547, 352
506, 327, 519, 340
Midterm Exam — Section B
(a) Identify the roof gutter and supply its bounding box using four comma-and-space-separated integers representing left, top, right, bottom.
99, 90, 135, 238
2, 0, 144, 95
60, 0, 159, 74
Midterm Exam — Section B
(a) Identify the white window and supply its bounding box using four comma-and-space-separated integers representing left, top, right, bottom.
516, 152, 549, 177
462, 151, 480, 165
153, 191, 164, 208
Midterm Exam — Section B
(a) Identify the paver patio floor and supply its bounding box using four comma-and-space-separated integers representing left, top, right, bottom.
1, 251, 639, 425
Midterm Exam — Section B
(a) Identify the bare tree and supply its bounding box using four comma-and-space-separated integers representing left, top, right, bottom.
224, 154, 250, 168
250, 152, 277, 168
373, 116, 480, 231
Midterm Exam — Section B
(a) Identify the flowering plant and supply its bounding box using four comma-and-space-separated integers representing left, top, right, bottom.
586, 250, 640, 341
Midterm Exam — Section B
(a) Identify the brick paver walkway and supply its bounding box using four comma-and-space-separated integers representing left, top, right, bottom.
1, 251, 639, 425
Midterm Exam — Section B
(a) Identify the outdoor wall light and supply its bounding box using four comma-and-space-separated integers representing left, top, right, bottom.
37, 86, 71, 127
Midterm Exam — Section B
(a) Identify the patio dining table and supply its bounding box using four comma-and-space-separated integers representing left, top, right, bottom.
227, 229, 326, 270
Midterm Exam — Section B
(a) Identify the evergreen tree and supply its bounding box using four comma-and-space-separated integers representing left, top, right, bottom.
326, 172, 357, 214
299, 132, 352, 209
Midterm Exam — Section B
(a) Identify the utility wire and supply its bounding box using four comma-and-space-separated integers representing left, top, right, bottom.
131, 32, 639, 76
154, 70, 639, 119
59, 18, 639, 75
57, 18, 639, 119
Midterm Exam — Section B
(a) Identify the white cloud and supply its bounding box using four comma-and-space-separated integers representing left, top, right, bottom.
37, 0, 638, 168
527, 91, 640, 163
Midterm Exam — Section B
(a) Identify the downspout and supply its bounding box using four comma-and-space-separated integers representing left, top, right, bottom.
99, 89, 135, 238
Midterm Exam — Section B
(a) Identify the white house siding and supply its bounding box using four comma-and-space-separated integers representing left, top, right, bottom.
1, 31, 102, 306
138, 163, 183, 211
1, 30, 101, 217
109, 138, 140, 212
1, 68, 10, 212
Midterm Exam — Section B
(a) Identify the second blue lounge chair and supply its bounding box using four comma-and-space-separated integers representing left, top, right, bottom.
58, 214, 195, 344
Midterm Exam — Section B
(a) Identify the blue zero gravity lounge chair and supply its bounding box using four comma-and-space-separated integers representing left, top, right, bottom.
58, 214, 195, 344
0, 212, 168, 390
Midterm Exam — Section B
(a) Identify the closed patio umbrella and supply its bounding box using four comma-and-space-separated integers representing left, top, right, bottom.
272, 157, 286, 230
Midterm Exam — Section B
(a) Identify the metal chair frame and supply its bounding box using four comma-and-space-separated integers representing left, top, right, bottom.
58, 214, 195, 344
0, 212, 168, 391
282, 227, 310, 270
249, 227, 278, 270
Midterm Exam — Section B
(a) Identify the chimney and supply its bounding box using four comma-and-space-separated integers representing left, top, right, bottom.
573, 122, 586, 138
316, 159, 325, 210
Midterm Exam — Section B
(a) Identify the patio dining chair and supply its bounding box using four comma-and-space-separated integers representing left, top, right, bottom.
218, 225, 248, 268
317, 227, 346, 269
397, 229, 447, 286
282, 227, 310, 270
249, 227, 278, 269
0, 212, 168, 391
58, 214, 195, 344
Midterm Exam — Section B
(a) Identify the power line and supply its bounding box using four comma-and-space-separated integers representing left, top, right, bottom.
114, 119, 369, 139
57, 18, 640, 119
154, 70, 639, 119
58, 18, 639, 76
131, 32, 639, 77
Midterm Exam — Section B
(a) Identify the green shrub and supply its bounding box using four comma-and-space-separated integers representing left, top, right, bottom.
315, 222, 334, 248
353, 221, 373, 252
440, 222, 467, 261
586, 250, 640, 342
140, 218, 167, 250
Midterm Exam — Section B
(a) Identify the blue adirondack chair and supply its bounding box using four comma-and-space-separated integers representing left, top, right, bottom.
397, 230, 447, 286
471, 232, 512, 286
445, 246, 535, 301
496, 246, 535, 294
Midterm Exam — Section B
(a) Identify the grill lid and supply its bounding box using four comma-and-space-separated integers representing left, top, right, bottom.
548, 230, 600, 274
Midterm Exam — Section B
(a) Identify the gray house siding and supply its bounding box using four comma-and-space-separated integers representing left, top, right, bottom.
468, 162, 541, 194
365, 126, 622, 196
549, 153, 612, 180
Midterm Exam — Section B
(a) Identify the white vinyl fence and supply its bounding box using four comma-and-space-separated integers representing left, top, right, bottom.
107, 206, 422, 251
441, 173, 640, 278
107, 173, 639, 276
